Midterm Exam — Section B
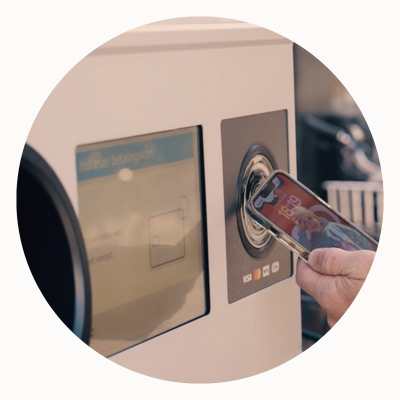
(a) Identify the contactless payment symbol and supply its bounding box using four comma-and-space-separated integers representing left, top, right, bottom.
263, 265, 270, 277
271, 261, 280, 273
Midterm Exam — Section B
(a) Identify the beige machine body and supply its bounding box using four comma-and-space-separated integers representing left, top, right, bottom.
24, 18, 301, 383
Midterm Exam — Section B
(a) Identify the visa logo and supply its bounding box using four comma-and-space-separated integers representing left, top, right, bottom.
242, 274, 252, 283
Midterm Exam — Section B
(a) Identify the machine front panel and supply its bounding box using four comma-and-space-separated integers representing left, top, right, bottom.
221, 111, 292, 303
76, 126, 208, 357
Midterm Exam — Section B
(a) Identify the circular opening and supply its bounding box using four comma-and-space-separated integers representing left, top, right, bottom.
17, 145, 91, 343
17, 167, 76, 330
236, 144, 277, 258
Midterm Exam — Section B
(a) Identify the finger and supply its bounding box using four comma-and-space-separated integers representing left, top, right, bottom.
295, 258, 325, 299
297, 221, 305, 231
307, 248, 346, 276
296, 259, 343, 317
308, 248, 374, 279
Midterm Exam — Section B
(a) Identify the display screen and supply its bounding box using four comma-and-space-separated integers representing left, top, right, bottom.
253, 172, 378, 252
76, 126, 208, 357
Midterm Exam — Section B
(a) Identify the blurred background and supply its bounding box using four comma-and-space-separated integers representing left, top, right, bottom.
294, 44, 383, 350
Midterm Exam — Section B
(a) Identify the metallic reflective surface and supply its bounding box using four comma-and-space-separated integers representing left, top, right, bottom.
239, 154, 274, 249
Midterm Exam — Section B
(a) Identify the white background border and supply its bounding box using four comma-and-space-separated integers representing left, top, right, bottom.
2, 0, 398, 397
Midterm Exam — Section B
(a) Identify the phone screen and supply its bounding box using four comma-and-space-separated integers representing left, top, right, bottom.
253, 172, 378, 252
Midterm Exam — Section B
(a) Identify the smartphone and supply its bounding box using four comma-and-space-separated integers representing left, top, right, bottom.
246, 170, 378, 261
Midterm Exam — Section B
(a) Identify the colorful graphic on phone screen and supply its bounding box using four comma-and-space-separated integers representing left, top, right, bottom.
254, 173, 378, 252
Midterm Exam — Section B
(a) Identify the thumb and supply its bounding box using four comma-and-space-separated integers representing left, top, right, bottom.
308, 248, 374, 279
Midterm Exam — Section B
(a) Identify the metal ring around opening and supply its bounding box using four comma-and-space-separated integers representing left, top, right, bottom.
240, 154, 274, 248
236, 144, 277, 258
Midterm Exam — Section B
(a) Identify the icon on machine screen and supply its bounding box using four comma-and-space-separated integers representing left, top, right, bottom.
149, 209, 186, 267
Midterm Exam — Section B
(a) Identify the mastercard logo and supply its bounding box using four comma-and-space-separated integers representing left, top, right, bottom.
253, 268, 262, 280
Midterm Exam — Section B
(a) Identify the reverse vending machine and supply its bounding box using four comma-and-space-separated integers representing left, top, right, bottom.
18, 18, 302, 383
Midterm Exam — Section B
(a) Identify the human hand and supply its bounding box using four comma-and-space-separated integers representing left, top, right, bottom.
296, 248, 375, 327
292, 217, 306, 231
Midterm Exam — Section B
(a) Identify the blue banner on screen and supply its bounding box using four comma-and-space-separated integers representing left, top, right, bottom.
76, 132, 194, 182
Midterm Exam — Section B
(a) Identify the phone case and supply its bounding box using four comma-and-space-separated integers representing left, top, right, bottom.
246, 170, 378, 261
